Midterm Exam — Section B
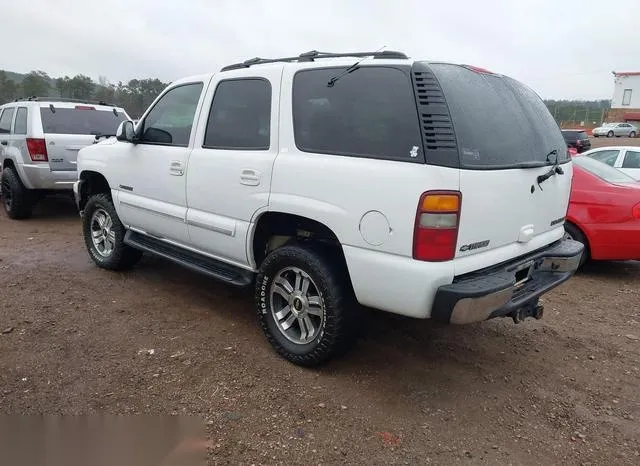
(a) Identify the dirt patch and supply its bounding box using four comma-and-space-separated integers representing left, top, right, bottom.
1, 198, 639, 465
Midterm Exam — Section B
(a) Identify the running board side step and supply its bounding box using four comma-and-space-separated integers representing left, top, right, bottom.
124, 231, 254, 287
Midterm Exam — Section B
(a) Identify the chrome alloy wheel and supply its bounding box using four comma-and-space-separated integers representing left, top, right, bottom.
90, 208, 115, 257
269, 267, 325, 344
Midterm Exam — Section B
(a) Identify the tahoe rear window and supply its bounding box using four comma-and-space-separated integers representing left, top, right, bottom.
428, 64, 568, 168
40, 107, 127, 135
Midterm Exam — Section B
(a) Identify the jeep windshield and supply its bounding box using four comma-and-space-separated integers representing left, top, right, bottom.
427, 63, 568, 169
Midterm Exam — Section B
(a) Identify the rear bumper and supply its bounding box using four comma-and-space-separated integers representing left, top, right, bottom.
18, 163, 77, 190
431, 239, 584, 324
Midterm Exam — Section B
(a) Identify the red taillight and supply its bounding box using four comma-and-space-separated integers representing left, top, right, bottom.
633, 202, 640, 219
464, 65, 494, 74
26, 138, 48, 162
75, 105, 95, 110
413, 191, 461, 262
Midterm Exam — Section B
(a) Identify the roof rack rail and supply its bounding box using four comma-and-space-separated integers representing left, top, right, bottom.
220, 50, 408, 72
12, 96, 114, 106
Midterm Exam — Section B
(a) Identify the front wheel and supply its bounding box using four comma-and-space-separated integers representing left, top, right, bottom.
82, 193, 142, 270
607, 131, 614, 138
564, 223, 589, 267
255, 244, 357, 366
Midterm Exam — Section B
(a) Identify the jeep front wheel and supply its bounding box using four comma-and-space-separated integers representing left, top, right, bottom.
255, 244, 357, 366
82, 193, 142, 270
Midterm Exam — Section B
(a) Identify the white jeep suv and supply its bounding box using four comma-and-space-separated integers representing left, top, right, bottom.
0, 98, 129, 219
73, 51, 584, 366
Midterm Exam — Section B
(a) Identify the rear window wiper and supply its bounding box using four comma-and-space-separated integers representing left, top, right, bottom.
537, 149, 565, 189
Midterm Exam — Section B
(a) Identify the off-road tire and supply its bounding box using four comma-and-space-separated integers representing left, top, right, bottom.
82, 193, 142, 270
1, 167, 33, 219
255, 243, 358, 367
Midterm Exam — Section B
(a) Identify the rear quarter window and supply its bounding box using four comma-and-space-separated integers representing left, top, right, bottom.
428, 63, 568, 168
40, 107, 128, 135
292, 66, 423, 162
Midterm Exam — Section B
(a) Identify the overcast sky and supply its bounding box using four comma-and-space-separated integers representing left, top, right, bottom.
2, 0, 638, 100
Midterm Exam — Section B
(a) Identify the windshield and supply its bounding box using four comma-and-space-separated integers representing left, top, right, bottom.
40, 107, 127, 135
602, 123, 616, 127
573, 155, 637, 184
428, 63, 568, 168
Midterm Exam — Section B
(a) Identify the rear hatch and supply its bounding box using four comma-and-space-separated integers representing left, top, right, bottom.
39, 103, 128, 171
418, 63, 572, 273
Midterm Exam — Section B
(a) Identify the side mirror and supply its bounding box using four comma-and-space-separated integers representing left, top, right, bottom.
116, 120, 136, 142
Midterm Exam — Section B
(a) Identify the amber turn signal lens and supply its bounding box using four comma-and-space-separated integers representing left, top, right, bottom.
421, 194, 460, 212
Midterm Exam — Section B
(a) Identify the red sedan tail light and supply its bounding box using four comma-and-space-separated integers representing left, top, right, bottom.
633, 202, 640, 219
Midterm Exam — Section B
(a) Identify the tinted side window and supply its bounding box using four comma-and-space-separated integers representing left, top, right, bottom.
589, 150, 619, 166
203, 79, 271, 150
293, 67, 422, 161
0, 108, 15, 134
140, 83, 203, 147
622, 150, 640, 169
14, 107, 28, 134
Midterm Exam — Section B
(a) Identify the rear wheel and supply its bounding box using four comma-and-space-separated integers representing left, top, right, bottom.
630, 131, 636, 138
1, 167, 33, 219
564, 223, 589, 267
82, 193, 142, 270
255, 243, 358, 367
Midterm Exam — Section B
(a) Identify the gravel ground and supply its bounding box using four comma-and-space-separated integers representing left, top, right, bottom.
1, 163, 639, 464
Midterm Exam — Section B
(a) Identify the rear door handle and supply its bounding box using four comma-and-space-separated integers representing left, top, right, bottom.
169, 160, 184, 176
0, 141, 7, 146
240, 169, 260, 186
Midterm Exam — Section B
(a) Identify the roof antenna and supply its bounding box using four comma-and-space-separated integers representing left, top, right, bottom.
327, 45, 386, 88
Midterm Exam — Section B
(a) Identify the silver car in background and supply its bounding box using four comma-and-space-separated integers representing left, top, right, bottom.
0, 97, 130, 219
592, 122, 637, 138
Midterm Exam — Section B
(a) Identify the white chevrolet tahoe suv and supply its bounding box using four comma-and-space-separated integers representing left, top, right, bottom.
73, 51, 584, 366
0, 98, 129, 219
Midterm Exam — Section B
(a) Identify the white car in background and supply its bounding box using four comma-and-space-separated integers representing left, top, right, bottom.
581, 146, 640, 180
592, 122, 637, 138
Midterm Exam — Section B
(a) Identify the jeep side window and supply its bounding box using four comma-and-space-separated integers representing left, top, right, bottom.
14, 107, 28, 135
0, 107, 15, 134
292, 67, 422, 161
203, 79, 271, 150
138, 83, 203, 147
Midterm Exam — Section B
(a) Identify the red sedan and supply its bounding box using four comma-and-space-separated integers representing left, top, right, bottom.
565, 155, 640, 265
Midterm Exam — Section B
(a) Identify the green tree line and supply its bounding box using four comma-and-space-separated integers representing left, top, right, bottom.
0, 69, 168, 118
1, 69, 613, 123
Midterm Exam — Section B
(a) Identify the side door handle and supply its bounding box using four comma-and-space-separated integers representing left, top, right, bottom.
169, 160, 184, 176
0, 141, 7, 146
240, 169, 260, 186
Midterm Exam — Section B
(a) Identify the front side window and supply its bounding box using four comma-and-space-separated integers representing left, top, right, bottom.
14, 107, 28, 135
139, 83, 204, 147
203, 79, 271, 150
589, 149, 620, 166
0, 107, 15, 134
292, 66, 422, 161
622, 89, 632, 106
622, 150, 640, 169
